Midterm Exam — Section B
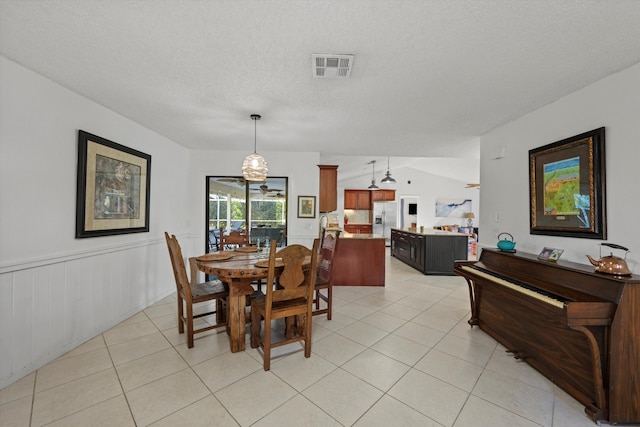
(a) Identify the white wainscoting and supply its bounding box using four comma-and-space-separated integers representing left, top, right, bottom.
0, 237, 176, 389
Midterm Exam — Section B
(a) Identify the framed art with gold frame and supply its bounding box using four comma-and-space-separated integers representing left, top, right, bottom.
529, 127, 606, 239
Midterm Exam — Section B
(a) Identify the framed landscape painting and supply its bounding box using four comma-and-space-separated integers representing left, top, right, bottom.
529, 127, 606, 239
76, 130, 151, 238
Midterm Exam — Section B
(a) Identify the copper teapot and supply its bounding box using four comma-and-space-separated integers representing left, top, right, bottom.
586, 243, 632, 276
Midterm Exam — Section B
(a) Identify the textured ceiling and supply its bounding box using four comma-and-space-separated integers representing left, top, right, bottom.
2, 1, 640, 173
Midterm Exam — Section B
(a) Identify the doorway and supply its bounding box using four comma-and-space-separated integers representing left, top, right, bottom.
206, 176, 288, 252
399, 196, 419, 229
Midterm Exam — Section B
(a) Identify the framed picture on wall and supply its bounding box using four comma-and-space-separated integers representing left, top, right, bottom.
529, 127, 606, 239
297, 196, 316, 218
76, 130, 151, 238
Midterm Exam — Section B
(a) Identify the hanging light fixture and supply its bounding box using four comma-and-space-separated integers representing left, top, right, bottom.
380, 156, 396, 184
242, 114, 268, 182
368, 160, 379, 189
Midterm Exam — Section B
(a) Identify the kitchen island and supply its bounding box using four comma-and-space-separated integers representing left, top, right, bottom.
391, 228, 468, 275
332, 232, 386, 286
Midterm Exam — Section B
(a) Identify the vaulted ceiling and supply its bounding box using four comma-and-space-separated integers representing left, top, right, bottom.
2, 1, 640, 181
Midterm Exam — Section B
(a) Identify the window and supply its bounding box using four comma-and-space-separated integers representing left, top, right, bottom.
206, 176, 288, 252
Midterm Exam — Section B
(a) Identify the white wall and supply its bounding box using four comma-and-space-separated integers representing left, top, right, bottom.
0, 56, 324, 388
339, 166, 480, 230
0, 56, 187, 388
479, 62, 640, 272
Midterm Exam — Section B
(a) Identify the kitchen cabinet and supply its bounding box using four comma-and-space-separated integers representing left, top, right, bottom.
344, 190, 371, 210
391, 229, 424, 271
391, 228, 467, 275
344, 224, 372, 234
371, 189, 395, 201
318, 165, 338, 213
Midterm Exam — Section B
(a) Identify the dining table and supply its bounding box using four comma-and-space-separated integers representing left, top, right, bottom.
196, 246, 315, 352
196, 247, 271, 352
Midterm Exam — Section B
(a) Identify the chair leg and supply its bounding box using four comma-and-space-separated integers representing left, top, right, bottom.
186, 304, 194, 348
177, 295, 185, 334
315, 289, 320, 310
263, 316, 271, 371
295, 314, 305, 336
304, 313, 312, 358
250, 308, 260, 348
216, 298, 226, 324
327, 286, 333, 320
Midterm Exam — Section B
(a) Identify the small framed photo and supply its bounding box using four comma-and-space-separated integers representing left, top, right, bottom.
297, 196, 316, 218
538, 247, 564, 262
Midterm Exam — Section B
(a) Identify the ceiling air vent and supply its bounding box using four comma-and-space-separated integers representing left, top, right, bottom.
312, 54, 354, 79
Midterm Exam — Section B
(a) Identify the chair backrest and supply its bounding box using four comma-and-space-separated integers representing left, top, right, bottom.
318, 229, 341, 283
188, 257, 201, 286
164, 232, 193, 301
219, 228, 249, 247
265, 239, 319, 305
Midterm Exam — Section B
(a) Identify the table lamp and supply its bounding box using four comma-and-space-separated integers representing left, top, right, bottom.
465, 212, 475, 228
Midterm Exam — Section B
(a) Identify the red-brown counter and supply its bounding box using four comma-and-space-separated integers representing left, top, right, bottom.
332, 233, 385, 286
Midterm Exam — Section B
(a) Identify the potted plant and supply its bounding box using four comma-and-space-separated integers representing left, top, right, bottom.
344, 214, 349, 224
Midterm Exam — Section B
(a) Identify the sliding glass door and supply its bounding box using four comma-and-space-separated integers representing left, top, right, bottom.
206, 176, 288, 252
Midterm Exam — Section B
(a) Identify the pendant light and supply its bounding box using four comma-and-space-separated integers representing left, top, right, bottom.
368, 160, 379, 189
242, 114, 268, 182
380, 156, 396, 184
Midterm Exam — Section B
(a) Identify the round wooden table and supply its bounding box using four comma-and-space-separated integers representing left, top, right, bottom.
196, 250, 270, 352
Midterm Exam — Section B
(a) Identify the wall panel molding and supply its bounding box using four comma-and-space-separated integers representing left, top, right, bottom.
0, 237, 180, 389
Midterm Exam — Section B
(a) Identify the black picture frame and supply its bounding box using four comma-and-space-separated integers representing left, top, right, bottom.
529, 127, 606, 239
76, 130, 151, 238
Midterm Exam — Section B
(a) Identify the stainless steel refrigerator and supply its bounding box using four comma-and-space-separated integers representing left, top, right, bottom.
373, 201, 397, 246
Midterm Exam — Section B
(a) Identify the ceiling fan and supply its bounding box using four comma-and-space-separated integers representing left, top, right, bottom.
267, 191, 286, 199
217, 177, 246, 185
257, 184, 283, 194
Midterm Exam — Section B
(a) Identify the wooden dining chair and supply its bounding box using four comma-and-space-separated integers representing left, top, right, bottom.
164, 232, 229, 348
250, 239, 320, 370
219, 227, 265, 293
313, 228, 341, 319
219, 228, 249, 249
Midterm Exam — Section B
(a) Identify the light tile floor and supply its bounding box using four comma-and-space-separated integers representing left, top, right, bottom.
0, 253, 598, 426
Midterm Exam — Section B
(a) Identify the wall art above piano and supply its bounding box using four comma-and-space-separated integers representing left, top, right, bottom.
529, 127, 606, 239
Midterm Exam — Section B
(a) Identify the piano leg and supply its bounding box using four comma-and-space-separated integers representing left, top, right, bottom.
568, 324, 608, 422
463, 277, 480, 326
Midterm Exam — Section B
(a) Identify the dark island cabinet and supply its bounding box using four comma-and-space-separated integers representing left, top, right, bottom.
391, 229, 467, 275
390, 229, 424, 271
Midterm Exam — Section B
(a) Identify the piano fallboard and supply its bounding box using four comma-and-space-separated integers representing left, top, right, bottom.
469, 250, 626, 303
455, 248, 640, 424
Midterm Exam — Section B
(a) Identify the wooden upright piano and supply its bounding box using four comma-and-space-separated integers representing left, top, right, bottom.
455, 248, 640, 424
